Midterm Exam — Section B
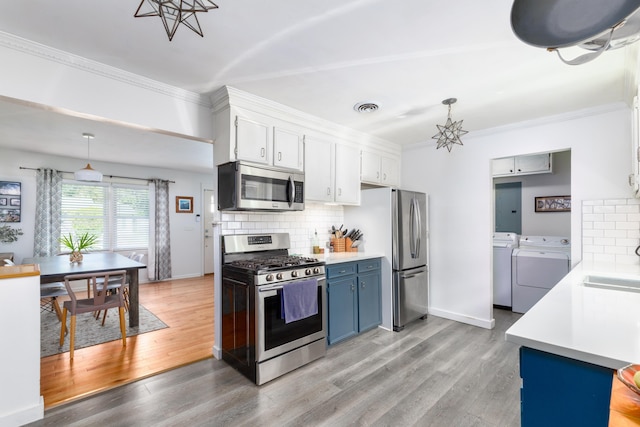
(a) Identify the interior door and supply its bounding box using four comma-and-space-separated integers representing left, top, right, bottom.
495, 182, 522, 234
203, 189, 215, 274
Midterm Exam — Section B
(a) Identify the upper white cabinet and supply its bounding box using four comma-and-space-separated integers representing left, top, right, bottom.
361, 150, 399, 187
273, 126, 303, 170
215, 106, 304, 171
305, 137, 360, 205
235, 116, 270, 164
493, 153, 552, 177
630, 95, 640, 197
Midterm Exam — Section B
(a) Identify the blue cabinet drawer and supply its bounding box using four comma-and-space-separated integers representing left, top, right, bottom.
326, 262, 356, 279
357, 259, 380, 274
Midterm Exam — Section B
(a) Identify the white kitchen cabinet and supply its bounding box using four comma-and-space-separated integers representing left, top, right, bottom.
335, 144, 360, 204
493, 153, 552, 177
630, 95, 640, 197
305, 136, 334, 203
305, 137, 360, 205
214, 106, 304, 171
380, 156, 399, 186
273, 126, 303, 170
492, 157, 515, 175
361, 150, 399, 187
235, 116, 270, 165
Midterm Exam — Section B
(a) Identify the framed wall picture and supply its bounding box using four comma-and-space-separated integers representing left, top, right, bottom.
176, 196, 193, 213
0, 181, 20, 222
535, 195, 571, 212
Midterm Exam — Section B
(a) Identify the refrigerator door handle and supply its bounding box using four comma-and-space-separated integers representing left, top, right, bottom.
410, 198, 420, 259
415, 198, 421, 259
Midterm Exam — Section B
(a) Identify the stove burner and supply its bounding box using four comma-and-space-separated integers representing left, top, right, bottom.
229, 255, 320, 272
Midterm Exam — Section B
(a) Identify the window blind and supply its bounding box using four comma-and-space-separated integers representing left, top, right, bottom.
60, 182, 149, 252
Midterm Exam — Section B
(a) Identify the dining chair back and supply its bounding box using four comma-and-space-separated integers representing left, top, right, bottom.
59, 270, 127, 359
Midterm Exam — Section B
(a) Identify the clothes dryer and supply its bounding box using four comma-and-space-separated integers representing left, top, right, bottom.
511, 236, 570, 314
493, 232, 519, 309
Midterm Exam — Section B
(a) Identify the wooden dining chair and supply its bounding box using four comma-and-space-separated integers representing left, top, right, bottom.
95, 253, 145, 324
60, 270, 127, 359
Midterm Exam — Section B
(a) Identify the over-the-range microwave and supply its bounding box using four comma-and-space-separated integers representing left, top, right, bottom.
218, 161, 304, 211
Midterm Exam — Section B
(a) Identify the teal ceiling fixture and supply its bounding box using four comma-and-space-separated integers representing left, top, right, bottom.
134, 0, 218, 41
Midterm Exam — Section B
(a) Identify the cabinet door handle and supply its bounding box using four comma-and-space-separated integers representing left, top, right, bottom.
361, 281, 366, 288
261, 147, 266, 158
327, 187, 331, 196
351, 284, 355, 292
278, 152, 282, 161
383, 173, 386, 180
338, 188, 342, 196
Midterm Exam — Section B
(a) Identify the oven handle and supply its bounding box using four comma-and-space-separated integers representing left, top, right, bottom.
259, 285, 284, 293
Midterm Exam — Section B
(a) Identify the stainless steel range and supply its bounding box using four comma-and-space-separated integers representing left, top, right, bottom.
221, 233, 326, 385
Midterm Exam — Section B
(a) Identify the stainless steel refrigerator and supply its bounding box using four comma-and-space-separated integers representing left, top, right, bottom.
344, 188, 429, 332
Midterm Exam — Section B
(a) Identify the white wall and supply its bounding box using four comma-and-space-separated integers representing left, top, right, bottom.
402, 104, 633, 329
0, 147, 214, 280
494, 150, 572, 236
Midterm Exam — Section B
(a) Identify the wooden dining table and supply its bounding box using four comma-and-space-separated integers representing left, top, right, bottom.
24, 253, 146, 327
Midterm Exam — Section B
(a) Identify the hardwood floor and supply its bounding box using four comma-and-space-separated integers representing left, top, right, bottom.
39, 275, 215, 409
33, 307, 523, 426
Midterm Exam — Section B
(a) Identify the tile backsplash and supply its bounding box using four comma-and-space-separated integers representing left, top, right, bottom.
582, 198, 640, 264
218, 202, 344, 254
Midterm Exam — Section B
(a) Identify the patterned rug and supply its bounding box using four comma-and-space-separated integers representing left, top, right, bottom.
40, 303, 168, 358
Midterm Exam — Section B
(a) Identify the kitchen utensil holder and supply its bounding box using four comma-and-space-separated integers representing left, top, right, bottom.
332, 237, 346, 252
331, 237, 357, 252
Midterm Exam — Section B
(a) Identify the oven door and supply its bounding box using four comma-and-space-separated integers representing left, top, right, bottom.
256, 277, 326, 362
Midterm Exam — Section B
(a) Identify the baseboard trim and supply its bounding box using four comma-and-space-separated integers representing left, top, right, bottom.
428, 307, 495, 329
0, 396, 44, 426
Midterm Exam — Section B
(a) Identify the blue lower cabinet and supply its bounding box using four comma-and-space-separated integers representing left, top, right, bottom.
520, 347, 614, 427
327, 259, 382, 345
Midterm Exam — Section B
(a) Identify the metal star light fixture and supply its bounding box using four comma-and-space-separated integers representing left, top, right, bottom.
432, 98, 468, 152
135, 0, 218, 41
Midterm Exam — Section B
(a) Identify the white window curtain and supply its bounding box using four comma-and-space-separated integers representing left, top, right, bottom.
34, 168, 62, 256
150, 179, 171, 280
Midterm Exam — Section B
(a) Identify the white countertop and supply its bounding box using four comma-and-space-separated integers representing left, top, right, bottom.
292, 251, 385, 265
505, 261, 640, 370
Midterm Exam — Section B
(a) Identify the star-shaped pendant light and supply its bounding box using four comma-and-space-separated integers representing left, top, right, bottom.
135, 0, 218, 41
432, 98, 468, 152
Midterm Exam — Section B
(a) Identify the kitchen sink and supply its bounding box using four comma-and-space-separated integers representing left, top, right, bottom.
583, 275, 640, 293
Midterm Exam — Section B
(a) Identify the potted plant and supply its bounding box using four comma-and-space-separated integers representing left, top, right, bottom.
59, 232, 98, 263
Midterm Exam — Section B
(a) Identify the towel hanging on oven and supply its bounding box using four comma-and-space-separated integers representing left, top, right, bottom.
281, 278, 318, 323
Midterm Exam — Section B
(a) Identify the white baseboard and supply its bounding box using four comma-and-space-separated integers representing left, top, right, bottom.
428, 307, 495, 329
212, 344, 221, 360
0, 396, 44, 426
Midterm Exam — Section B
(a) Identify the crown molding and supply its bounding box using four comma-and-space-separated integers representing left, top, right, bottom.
0, 31, 212, 108
211, 85, 401, 156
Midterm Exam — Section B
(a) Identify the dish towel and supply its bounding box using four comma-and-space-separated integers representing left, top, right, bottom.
281, 278, 318, 324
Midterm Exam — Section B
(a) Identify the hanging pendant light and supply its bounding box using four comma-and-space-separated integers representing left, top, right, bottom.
134, 0, 218, 41
74, 133, 103, 182
432, 98, 468, 152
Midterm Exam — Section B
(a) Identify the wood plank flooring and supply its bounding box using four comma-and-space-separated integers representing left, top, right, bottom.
33, 307, 523, 426
39, 275, 215, 409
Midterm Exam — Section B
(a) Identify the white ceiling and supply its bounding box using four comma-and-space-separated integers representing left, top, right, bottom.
0, 0, 636, 173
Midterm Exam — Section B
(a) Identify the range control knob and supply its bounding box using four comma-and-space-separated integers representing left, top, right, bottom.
313, 267, 320, 274
291, 270, 299, 278
305, 268, 311, 276
276, 273, 283, 280
266, 274, 274, 282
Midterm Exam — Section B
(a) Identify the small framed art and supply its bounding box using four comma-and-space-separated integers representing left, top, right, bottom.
176, 196, 193, 213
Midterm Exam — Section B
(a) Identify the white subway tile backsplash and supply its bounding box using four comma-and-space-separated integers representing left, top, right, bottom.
219, 202, 345, 253
583, 199, 640, 265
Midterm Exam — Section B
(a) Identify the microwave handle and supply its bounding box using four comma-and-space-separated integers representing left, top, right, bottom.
288, 175, 294, 207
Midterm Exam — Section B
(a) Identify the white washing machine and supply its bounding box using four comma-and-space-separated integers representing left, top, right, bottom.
493, 232, 519, 308
511, 236, 571, 314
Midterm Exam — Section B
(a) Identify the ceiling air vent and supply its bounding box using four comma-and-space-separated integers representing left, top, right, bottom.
353, 102, 379, 113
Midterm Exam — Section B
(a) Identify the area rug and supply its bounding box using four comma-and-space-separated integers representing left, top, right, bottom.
40, 304, 168, 358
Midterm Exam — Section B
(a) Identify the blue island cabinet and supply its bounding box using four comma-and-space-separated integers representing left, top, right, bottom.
519, 347, 614, 427
327, 259, 382, 345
